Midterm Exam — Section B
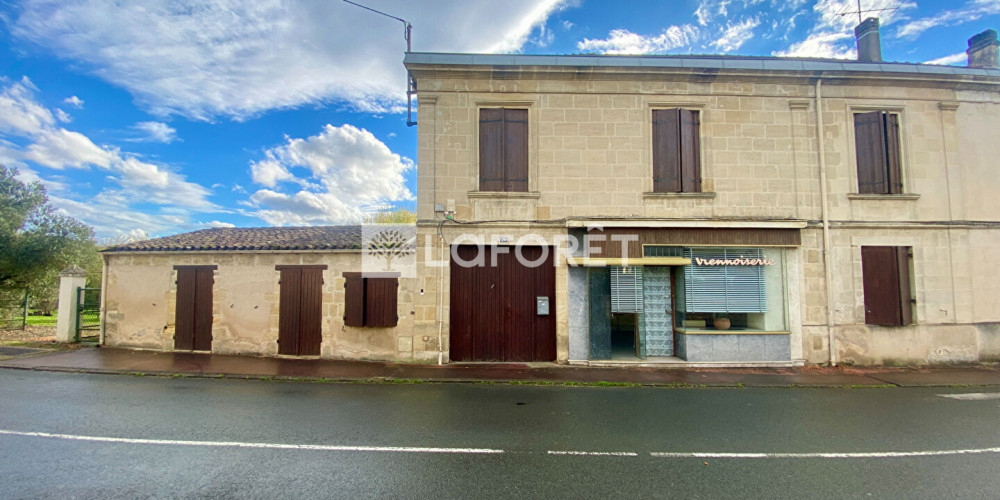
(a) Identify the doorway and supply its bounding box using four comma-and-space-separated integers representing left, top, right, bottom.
610, 312, 638, 359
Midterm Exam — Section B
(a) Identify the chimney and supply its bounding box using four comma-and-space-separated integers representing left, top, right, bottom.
855, 18, 882, 62
967, 29, 999, 68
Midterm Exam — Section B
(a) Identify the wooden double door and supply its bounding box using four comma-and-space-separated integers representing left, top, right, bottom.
449, 245, 556, 362
277, 265, 325, 356
174, 266, 215, 351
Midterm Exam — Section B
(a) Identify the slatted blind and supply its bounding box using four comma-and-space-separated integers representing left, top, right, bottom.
610, 266, 643, 313
684, 248, 767, 313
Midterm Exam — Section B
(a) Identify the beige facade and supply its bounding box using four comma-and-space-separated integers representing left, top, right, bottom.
103, 251, 420, 361
407, 52, 1000, 365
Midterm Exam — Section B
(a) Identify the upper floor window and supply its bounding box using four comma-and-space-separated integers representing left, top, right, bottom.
854, 111, 903, 194
479, 108, 528, 192
652, 108, 701, 193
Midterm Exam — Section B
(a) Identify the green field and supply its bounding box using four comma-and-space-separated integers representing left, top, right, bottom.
25, 315, 57, 327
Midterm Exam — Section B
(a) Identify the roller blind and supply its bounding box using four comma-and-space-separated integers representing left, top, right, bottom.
610, 266, 643, 313
683, 248, 767, 313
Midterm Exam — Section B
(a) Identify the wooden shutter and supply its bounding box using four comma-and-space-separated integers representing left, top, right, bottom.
652, 109, 681, 192
343, 273, 365, 327
479, 108, 504, 192
680, 109, 701, 193
365, 277, 399, 327
277, 267, 302, 354
896, 247, 913, 325
298, 268, 323, 355
885, 113, 903, 194
854, 111, 888, 194
192, 267, 214, 351
503, 109, 529, 192
861, 246, 903, 326
174, 267, 196, 350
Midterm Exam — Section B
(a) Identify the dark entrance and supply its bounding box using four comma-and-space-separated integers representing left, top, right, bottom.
277, 265, 326, 356
174, 265, 215, 351
449, 245, 556, 362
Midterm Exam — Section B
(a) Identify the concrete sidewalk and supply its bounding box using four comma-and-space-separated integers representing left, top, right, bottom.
1, 346, 999, 387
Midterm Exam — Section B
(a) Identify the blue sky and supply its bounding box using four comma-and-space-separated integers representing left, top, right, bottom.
0, 0, 997, 239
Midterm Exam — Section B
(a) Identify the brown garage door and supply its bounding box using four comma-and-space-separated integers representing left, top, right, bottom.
277, 265, 326, 356
450, 245, 556, 362
174, 265, 215, 351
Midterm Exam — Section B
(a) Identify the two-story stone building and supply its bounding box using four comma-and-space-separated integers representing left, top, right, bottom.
404, 23, 1000, 366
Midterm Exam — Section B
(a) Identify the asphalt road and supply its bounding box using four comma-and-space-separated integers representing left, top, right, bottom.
1, 370, 999, 499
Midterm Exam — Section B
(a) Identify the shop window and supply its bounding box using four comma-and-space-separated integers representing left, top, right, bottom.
675, 248, 786, 331
861, 246, 913, 326
854, 111, 903, 194
652, 108, 701, 193
479, 108, 528, 192
344, 273, 398, 327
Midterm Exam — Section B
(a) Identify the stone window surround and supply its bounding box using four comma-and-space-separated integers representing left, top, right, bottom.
849, 235, 921, 326
844, 103, 918, 199
641, 99, 715, 199
469, 98, 539, 196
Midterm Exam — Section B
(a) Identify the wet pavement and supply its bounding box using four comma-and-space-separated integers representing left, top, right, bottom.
1, 346, 999, 387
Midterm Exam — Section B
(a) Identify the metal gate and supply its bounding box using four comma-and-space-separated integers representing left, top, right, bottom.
76, 287, 101, 342
0, 287, 29, 331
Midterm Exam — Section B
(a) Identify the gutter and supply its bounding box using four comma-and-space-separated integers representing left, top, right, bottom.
815, 79, 837, 366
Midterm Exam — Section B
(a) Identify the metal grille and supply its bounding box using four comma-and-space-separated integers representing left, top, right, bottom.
0, 287, 28, 331
683, 248, 767, 313
610, 266, 643, 313
642, 245, 685, 257
75, 287, 101, 342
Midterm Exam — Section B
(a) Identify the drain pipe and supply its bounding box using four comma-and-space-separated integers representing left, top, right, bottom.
814, 78, 837, 366
437, 232, 445, 365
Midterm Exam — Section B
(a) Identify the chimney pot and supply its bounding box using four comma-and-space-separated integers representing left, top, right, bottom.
967, 29, 999, 68
855, 18, 882, 63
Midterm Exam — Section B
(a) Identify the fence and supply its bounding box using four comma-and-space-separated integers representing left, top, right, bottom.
0, 287, 29, 331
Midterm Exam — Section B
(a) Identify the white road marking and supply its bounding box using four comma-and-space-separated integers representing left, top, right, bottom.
0, 430, 503, 455
938, 393, 1000, 401
548, 450, 639, 457
650, 448, 1000, 459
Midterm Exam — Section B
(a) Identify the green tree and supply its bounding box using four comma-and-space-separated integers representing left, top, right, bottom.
0, 166, 97, 313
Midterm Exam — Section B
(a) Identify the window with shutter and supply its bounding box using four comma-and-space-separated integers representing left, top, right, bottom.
479, 108, 528, 192
343, 273, 399, 327
683, 248, 767, 313
854, 111, 903, 194
861, 246, 913, 326
652, 108, 701, 193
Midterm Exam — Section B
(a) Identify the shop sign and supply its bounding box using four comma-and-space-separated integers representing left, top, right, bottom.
694, 256, 775, 266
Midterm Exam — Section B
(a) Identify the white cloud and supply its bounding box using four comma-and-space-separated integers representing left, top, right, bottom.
578, 25, 700, 54
204, 220, 236, 228
128, 121, 178, 144
10, 0, 572, 120
694, 2, 713, 26
246, 123, 413, 225
712, 17, 761, 52
54, 109, 71, 123
0, 78, 216, 236
925, 52, 969, 65
773, 32, 856, 58
63, 95, 84, 108
896, 0, 1000, 39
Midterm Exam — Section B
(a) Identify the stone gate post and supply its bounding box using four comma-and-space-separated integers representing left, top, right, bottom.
55, 267, 88, 342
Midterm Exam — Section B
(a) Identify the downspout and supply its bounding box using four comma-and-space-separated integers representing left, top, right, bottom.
814, 79, 837, 366
99, 253, 109, 346
437, 232, 445, 365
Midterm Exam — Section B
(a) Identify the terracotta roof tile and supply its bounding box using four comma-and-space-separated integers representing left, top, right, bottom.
103, 226, 362, 252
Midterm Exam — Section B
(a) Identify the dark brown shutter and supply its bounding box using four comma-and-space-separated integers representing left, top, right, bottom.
896, 247, 913, 325
343, 273, 365, 327
192, 267, 214, 351
297, 268, 323, 355
652, 108, 681, 192
861, 246, 903, 326
174, 267, 196, 350
365, 277, 398, 327
277, 268, 301, 355
680, 109, 701, 193
503, 109, 529, 192
855, 111, 888, 194
885, 113, 903, 194
479, 108, 504, 192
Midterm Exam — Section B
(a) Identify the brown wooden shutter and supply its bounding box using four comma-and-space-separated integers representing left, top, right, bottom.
479, 108, 504, 192
343, 273, 365, 327
503, 109, 529, 192
365, 277, 399, 327
652, 108, 681, 192
680, 109, 701, 193
854, 111, 888, 194
192, 267, 214, 351
298, 268, 323, 355
174, 267, 196, 351
885, 113, 903, 194
861, 246, 903, 326
277, 268, 302, 355
896, 247, 913, 325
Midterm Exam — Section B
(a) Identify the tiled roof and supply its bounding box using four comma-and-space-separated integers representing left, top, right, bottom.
103, 226, 362, 252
